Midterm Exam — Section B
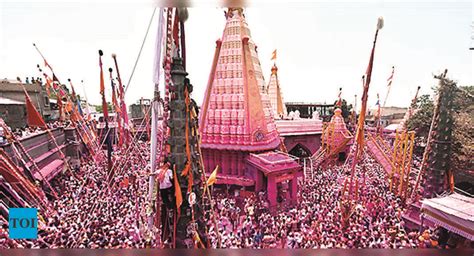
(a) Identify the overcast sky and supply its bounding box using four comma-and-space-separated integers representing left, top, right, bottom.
0, 1, 472, 110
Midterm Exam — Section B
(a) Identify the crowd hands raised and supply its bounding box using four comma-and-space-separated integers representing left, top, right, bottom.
3, 143, 444, 249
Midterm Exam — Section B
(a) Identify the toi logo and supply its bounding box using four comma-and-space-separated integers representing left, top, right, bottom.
8, 208, 38, 239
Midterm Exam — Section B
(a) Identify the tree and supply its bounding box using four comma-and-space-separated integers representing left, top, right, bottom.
331, 99, 353, 121
407, 95, 434, 156
407, 85, 473, 174
95, 102, 113, 113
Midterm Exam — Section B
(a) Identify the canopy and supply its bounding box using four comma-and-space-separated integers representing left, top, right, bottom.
421, 193, 474, 240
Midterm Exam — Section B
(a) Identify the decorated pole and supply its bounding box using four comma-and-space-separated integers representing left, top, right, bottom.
35, 55, 99, 161
17, 77, 74, 190
348, 16, 384, 196
413, 70, 456, 200
148, 6, 165, 237
382, 66, 395, 108
111, 53, 131, 146
342, 17, 384, 226
375, 93, 381, 134
98, 50, 112, 173
165, 7, 208, 248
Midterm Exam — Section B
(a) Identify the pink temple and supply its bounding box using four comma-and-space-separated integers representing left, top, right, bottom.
199, 8, 301, 206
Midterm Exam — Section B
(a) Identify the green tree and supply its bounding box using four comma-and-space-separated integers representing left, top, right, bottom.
407, 86, 473, 174
331, 99, 353, 121
95, 102, 113, 113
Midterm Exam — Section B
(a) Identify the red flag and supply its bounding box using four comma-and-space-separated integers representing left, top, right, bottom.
173, 11, 180, 48
25, 92, 47, 128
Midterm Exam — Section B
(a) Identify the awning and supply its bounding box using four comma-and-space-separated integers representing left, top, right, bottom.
421, 193, 474, 240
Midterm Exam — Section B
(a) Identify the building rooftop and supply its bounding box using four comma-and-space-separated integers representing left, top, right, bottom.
247, 151, 301, 175
0, 96, 25, 105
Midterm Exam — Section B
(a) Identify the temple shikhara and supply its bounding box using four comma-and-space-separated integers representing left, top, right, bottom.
199, 8, 302, 207
1, 5, 472, 250
267, 63, 287, 119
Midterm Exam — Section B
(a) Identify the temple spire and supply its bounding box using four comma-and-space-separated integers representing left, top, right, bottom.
267, 63, 287, 119
199, 6, 280, 151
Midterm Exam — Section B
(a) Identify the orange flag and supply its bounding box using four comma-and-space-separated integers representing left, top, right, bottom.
173, 165, 183, 216
271, 49, 277, 61
25, 92, 47, 129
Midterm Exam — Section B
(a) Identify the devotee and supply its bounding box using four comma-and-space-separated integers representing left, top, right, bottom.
3, 130, 436, 248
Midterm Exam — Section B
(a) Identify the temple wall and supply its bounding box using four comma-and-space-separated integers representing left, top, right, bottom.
202, 148, 248, 178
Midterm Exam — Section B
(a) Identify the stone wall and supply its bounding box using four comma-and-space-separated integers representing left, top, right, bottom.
0, 104, 26, 129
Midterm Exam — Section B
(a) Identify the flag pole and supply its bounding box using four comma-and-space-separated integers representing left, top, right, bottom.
17, 77, 75, 189
98, 50, 113, 174
111, 53, 131, 145
382, 66, 395, 108
343, 17, 384, 225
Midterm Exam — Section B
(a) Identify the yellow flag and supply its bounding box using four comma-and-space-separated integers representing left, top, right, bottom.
207, 165, 219, 186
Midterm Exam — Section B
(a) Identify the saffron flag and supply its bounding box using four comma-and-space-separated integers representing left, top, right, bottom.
25, 92, 47, 128
207, 165, 219, 186
173, 165, 183, 216
271, 49, 277, 61
99, 57, 105, 95
44, 76, 52, 97
44, 59, 52, 70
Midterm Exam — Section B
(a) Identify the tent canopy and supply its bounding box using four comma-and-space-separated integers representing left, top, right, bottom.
421, 193, 474, 240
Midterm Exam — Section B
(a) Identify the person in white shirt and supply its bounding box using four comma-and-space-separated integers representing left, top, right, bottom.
157, 160, 174, 242
158, 160, 173, 208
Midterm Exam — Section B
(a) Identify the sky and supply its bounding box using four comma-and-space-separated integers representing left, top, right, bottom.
0, 1, 472, 110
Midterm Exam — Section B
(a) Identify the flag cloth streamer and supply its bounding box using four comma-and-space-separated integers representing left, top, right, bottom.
271, 49, 277, 60
207, 165, 219, 186
382, 66, 395, 107
25, 92, 47, 129
387, 66, 395, 87
174, 165, 183, 216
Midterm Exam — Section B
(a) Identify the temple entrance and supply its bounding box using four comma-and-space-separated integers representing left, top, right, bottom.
288, 143, 311, 159
338, 152, 347, 161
